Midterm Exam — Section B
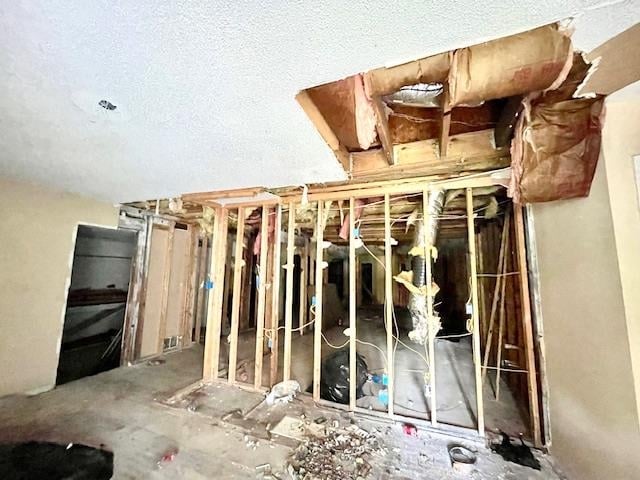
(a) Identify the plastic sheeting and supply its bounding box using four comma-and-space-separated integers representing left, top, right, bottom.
320, 348, 368, 404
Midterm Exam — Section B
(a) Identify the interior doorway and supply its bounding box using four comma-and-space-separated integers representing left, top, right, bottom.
56, 225, 136, 385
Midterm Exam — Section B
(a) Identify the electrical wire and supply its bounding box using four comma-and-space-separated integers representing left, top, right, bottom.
389, 111, 497, 129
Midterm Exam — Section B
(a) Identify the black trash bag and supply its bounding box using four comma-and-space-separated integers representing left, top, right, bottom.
491, 432, 541, 470
320, 348, 368, 404
0, 441, 114, 480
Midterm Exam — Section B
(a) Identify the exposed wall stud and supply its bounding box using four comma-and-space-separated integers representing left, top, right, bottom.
193, 232, 208, 343
121, 215, 148, 363
283, 203, 296, 381
203, 208, 229, 382
228, 207, 246, 385
466, 188, 485, 436
384, 194, 394, 416
312, 201, 324, 402
423, 189, 437, 426
254, 205, 270, 389
514, 205, 542, 447
299, 236, 309, 335
349, 197, 357, 411
270, 205, 283, 386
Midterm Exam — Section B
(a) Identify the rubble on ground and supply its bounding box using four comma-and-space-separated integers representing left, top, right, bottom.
285, 421, 387, 480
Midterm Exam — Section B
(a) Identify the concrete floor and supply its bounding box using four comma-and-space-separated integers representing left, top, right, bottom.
0, 346, 291, 479
0, 346, 564, 479
225, 305, 528, 436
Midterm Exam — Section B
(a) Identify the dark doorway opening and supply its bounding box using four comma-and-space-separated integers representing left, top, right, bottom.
328, 259, 344, 300
293, 254, 302, 329
361, 263, 373, 305
56, 225, 136, 385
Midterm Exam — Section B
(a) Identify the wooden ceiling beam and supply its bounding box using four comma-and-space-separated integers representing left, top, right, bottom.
363, 72, 395, 165
370, 95, 395, 165
439, 82, 452, 157
295, 90, 351, 171
182, 187, 264, 203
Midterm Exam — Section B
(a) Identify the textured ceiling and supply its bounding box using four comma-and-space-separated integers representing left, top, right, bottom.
0, 1, 638, 203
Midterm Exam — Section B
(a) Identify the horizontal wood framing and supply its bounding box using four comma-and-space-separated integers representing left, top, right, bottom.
351, 130, 509, 180
192, 175, 541, 446
181, 169, 509, 212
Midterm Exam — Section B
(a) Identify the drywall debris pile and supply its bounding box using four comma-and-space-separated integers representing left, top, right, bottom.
286, 423, 386, 480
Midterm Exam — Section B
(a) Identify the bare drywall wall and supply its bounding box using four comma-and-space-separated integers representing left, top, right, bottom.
532, 154, 640, 478
0, 177, 118, 397
601, 99, 640, 422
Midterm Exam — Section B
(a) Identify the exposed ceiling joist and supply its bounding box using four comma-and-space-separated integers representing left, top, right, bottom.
351, 129, 509, 181
369, 94, 395, 165
439, 82, 452, 158
295, 90, 351, 171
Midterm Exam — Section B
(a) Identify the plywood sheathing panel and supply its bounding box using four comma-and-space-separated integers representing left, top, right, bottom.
307, 77, 361, 150
139, 227, 169, 358
388, 101, 502, 145
304, 74, 378, 152
449, 24, 573, 107
165, 228, 190, 337
351, 129, 510, 181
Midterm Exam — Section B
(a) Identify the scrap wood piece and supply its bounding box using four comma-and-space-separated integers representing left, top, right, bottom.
439, 82, 452, 157
576, 23, 640, 97
481, 211, 511, 382
367, 92, 395, 165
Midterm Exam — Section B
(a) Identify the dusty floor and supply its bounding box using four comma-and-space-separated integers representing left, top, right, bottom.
223, 305, 528, 436
0, 346, 564, 479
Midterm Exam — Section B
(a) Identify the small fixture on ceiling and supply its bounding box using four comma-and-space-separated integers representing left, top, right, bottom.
99, 100, 117, 111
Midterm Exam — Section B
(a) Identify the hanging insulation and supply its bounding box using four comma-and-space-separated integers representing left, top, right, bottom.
449, 24, 573, 106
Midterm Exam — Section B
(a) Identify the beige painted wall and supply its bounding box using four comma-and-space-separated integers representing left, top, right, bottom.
601, 99, 640, 421
532, 100, 640, 479
0, 177, 118, 396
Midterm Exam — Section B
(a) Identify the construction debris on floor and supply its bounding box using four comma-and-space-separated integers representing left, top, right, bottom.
0, 347, 565, 479
286, 421, 385, 479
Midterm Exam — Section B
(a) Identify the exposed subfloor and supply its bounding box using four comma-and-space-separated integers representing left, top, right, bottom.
0, 346, 564, 479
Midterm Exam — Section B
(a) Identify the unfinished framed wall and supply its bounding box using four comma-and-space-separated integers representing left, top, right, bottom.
196, 173, 544, 445
119, 209, 201, 363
